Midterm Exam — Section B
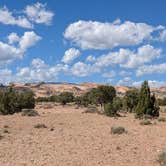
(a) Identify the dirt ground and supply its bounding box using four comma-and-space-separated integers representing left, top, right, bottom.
0, 104, 166, 166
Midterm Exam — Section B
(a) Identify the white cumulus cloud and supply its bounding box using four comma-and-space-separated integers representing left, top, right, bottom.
0, 69, 13, 84
0, 6, 33, 28
64, 20, 159, 50
19, 31, 42, 51
94, 45, 161, 69
0, 3, 54, 29
62, 48, 80, 64
16, 59, 69, 82
0, 31, 41, 64
70, 62, 100, 77
8, 32, 20, 44
136, 63, 166, 76
117, 78, 166, 88
24, 2, 54, 25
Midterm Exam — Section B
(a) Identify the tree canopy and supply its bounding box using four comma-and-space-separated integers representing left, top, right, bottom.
135, 81, 159, 117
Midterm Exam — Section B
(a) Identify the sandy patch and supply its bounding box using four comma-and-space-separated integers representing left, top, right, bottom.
0, 105, 165, 166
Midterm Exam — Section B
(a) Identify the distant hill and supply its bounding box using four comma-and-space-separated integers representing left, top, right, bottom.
9, 82, 166, 98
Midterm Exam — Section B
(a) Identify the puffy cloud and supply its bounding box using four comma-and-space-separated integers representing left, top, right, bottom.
67, 44, 162, 78
0, 69, 13, 84
24, 2, 54, 25
94, 48, 130, 68
16, 59, 69, 82
102, 71, 116, 78
31, 58, 47, 69
64, 20, 159, 50
0, 3, 54, 29
86, 55, 96, 62
147, 80, 166, 88
132, 80, 166, 88
117, 77, 133, 86
19, 31, 42, 50
119, 71, 132, 76
62, 48, 80, 64
0, 31, 41, 64
0, 41, 22, 63
93, 45, 161, 69
16, 67, 31, 79
70, 62, 100, 77
70, 62, 92, 77
8, 32, 20, 44
158, 29, 166, 41
136, 63, 166, 76
0, 6, 33, 28
121, 45, 162, 68
117, 78, 166, 88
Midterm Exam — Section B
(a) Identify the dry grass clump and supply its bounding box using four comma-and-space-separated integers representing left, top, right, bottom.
43, 103, 54, 109
111, 126, 127, 135
140, 120, 152, 125
84, 105, 98, 113
34, 123, 47, 129
0, 135, 4, 140
160, 109, 166, 113
158, 117, 166, 122
3, 125, 9, 128
21, 109, 39, 117
3, 129, 10, 134
157, 151, 166, 166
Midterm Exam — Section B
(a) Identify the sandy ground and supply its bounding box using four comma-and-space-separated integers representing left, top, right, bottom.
0, 104, 166, 166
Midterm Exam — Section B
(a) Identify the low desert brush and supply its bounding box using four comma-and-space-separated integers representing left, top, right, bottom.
111, 126, 127, 134
140, 120, 152, 125
158, 117, 166, 122
157, 151, 166, 166
34, 123, 47, 129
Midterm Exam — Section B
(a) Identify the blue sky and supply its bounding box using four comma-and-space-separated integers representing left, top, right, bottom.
0, 0, 166, 87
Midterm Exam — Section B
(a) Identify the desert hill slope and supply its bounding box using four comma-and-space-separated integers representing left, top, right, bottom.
10, 82, 166, 98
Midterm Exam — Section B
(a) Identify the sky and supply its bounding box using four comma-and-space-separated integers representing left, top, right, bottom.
0, 0, 166, 87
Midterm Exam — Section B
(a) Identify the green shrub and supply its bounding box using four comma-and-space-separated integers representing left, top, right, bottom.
58, 92, 74, 105
157, 151, 166, 166
34, 123, 47, 129
21, 109, 39, 117
74, 95, 91, 107
0, 87, 35, 115
104, 97, 122, 117
18, 90, 35, 109
36, 95, 59, 102
123, 89, 139, 112
111, 126, 127, 134
0, 87, 21, 115
104, 103, 117, 117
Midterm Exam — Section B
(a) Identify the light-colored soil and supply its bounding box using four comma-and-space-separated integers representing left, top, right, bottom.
0, 104, 166, 166
13, 82, 166, 98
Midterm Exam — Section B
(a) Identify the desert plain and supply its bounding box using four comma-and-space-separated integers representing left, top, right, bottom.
0, 103, 165, 166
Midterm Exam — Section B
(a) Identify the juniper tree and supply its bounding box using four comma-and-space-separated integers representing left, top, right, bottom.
90, 85, 116, 107
135, 81, 159, 117
123, 89, 139, 112
58, 92, 74, 105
